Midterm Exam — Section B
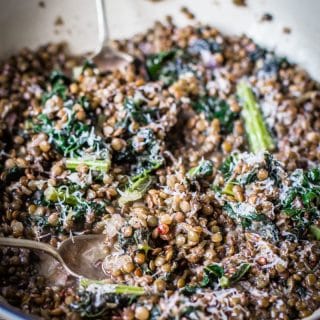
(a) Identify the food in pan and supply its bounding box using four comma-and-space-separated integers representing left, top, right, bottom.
0, 17, 320, 320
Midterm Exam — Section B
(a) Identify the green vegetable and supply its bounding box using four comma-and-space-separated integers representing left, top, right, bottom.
281, 167, 320, 238
115, 128, 164, 177
73, 60, 96, 78
146, 49, 193, 85
42, 70, 70, 103
118, 173, 154, 206
192, 96, 237, 133
118, 228, 153, 255
224, 202, 279, 242
146, 50, 176, 80
229, 263, 251, 283
224, 202, 264, 228
36, 71, 110, 167
40, 184, 106, 229
201, 264, 225, 287
184, 263, 251, 294
121, 98, 156, 127
310, 225, 320, 240
80, 279, 145, 295
44, 185, 79, 206
219, 152, 281, 196
237, 82, 275, 153
218, 154, 239, 196
187, 159, 213, 180
35, 113, 104, 158
71, 280, 144, 318
220, 154, 238, 181
65, 158, 110, 172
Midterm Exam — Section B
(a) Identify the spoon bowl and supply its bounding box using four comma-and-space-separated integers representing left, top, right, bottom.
0, 234, 107, 280
92, 0, 133, 72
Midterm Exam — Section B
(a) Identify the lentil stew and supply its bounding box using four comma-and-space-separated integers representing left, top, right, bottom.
1, 17, 320, 320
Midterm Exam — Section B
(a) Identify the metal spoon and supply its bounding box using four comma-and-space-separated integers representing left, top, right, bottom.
91, 0, 133, 72
0, 235, 107, 280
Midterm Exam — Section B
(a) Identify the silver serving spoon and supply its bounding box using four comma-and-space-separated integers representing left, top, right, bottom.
91, 0, 133, 72
0, 235, 107, 280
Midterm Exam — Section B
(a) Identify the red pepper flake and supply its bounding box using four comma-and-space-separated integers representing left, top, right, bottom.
158, 223, 169, 235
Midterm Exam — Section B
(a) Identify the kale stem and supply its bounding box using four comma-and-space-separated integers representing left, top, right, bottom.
114, 285, 145, 295
66, 158, 110, 172
237, 82, 275, 153
222, 181, 236, 196
80, 279, 145, 295
310, 225, 320, 240
44, 186, 79, 206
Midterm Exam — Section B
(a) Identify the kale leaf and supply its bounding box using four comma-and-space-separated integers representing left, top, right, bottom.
146, 50, 192, 85
187, 159, 213, 180
70, 281, 144, 319
32, 183, 107, 231
146, 50, 176, 80
42, 70, 70, 103
120, 98, 157, 128
220, 154, 238, 181
192, 96, 237, 133
223, 202, 279, 242
281, 167, 320, 238
34, 113, 107, 158
183, 263, 251, 294
115, 128, 165, 177
118, 173, 154, 206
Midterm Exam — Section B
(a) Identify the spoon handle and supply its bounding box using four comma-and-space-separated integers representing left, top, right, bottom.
0, 237, 64, 266
96, 0, 110, 50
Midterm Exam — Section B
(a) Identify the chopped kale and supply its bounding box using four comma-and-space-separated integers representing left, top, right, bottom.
201, 264, 225, 287
192, 96, 237, 133
118, 173, 154, 206
229, 263, 251, 283
33, 184, 106, 230
180, 306, 202, 318
265, 152, 282, 186
133, 129, 165, 175
187, 159, 213, 180
220, 154, 238, 181
76, 96, 91, 111
42, 70, 70, 103
224, 202, 265, 228
224, 202, 279, 242
118, 227, 153, 253
72, 60, 96, 79
146, 50, 176, 80
34, 112, 108, 159
115, 128, 165, 177
183, 263, 251, 294
121, 98, 156, 127
81, 60, 96, 73
70, 280, 144, 319
281, 167, 320, 238
146, 49, 192, 85
310, 225, 320, 240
